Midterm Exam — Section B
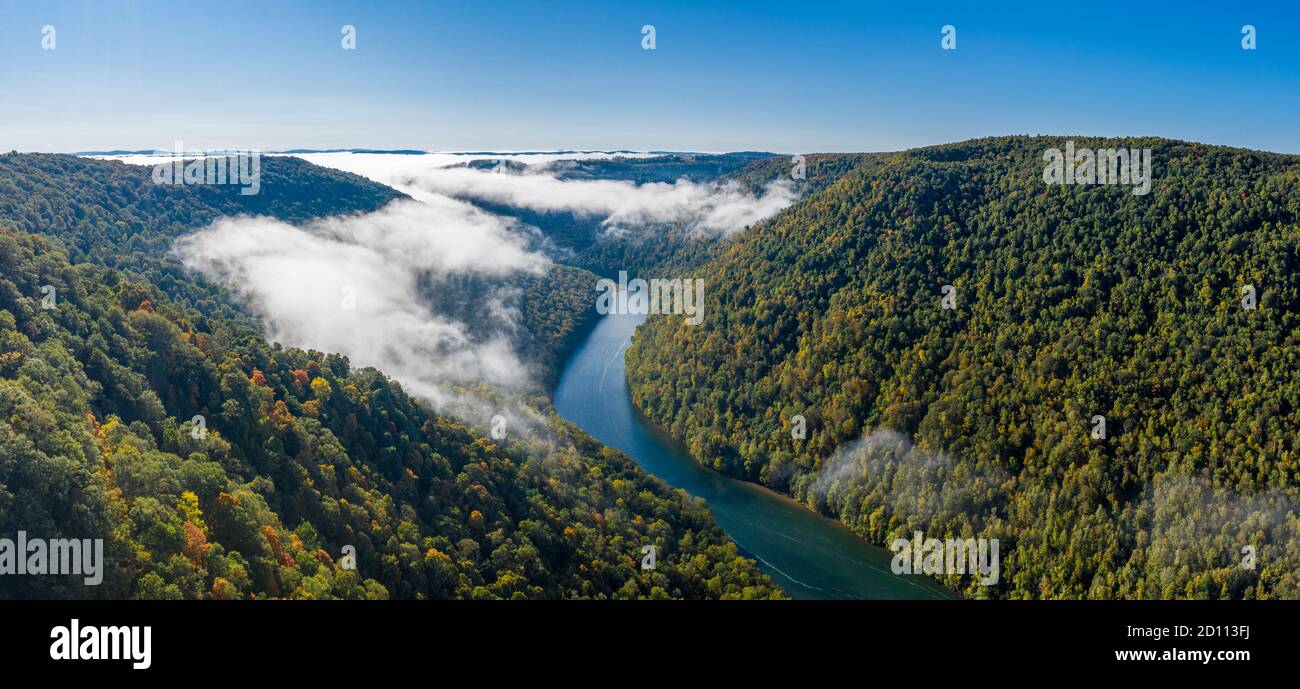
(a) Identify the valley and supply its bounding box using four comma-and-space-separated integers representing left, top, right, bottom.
5, 138, 1298, 600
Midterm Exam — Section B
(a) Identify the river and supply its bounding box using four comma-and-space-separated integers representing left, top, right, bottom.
552, 312, 954, 600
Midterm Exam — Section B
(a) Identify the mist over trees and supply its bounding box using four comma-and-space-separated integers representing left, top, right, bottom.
0, 154, 781, 599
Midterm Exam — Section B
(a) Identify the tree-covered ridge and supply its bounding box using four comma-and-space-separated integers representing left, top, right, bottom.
0, 152, 599, 379
724, 152, 874, 196
0, 153, 406, 253
0, 228, 782, 599
0, 153, 405, 318
626, 136, 1300, 599
519, 263, 603, 387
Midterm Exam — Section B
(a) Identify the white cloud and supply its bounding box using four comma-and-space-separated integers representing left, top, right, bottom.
174, 198, 549, 407
294, 152, 797, 237
103, 149, 797, 237
395, 166, 795, 237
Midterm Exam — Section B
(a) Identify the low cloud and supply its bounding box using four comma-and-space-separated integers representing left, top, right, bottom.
174, 198, 549, 408
297, 152, 797, 238
395, 166, 796, 237
810, 429, 1008, 527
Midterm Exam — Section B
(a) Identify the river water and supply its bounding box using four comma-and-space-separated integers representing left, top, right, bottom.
552, 313, 954, 600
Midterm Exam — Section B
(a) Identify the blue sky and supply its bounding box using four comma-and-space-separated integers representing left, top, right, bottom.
1, 0, 1297, 153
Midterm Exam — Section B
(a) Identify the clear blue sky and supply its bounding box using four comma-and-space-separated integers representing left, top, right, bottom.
1, 0, 1297, 153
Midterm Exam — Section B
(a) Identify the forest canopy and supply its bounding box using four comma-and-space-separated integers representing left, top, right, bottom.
627, 136, 1300, 599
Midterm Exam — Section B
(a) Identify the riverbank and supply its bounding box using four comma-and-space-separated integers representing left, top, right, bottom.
553, 312, 954, 600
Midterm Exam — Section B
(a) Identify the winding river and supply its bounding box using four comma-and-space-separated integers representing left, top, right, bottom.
553, 313, 954, 600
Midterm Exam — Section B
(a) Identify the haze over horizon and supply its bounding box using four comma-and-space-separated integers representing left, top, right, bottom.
2, 0, 1298, 154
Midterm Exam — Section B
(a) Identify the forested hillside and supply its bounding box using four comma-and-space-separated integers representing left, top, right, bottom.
0, 153, 404, 315
0, 154, 781, 599
627, 136, 1300, 599
0, 153, 599, 381
725, 152, 873, 196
